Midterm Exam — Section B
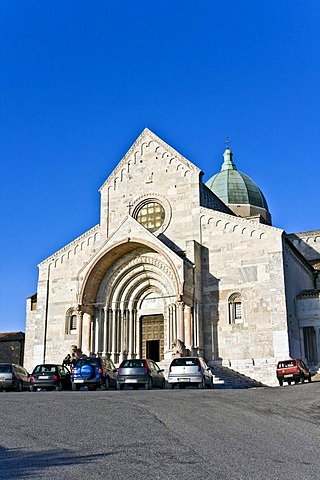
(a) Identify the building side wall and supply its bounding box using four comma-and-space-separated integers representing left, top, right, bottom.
283, 242, 316, 360
199, 209, 289, 384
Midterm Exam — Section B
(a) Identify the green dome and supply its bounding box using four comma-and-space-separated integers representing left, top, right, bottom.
206, 148, 269, 211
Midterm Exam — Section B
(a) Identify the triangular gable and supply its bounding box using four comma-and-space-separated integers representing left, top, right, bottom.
99, 128, 202, 191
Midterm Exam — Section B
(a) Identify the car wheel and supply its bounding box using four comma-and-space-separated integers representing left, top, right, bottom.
72, 383, 80, 391
160, 379, 165, 389
145, 379, 152, 390
308, 374, 312, 383
288, 380, 292, 386
198, 378, 205, 389
16, 381, 23, 392
55, 381, 62, 392
278, 380, 283, 386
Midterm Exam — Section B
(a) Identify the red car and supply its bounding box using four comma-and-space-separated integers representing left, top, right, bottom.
276, 359, 312, 386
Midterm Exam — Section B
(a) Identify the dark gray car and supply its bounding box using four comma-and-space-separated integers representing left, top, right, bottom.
117, 359, 165, 390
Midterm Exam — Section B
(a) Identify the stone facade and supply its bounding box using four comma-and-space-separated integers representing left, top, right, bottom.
24, 129, 320, 385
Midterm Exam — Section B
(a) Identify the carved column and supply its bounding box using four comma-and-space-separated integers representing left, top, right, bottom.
111, 309, 116, 361
166, 307, 170, 352
185, 305, 192, 348
119, 308, 126, 363
108, 308, 112, 357
136, 314, 141, 358
172, 304, 177, 340
76, 310, 83, 351
128, 310, 134, 357
177, 302, 185, 342
95, 310, 100, 355
102, 306, 108, 357
116, 309, 121, 362
90, 317, 95, 355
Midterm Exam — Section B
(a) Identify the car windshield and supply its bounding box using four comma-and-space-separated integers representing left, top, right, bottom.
278, 360, 296, 368
171, 358, 199, 367
34, 365, 57, 373
120, 360, 145, 368
0, 364, 12, 373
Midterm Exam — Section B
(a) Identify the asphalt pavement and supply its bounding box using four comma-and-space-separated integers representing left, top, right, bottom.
0, 381, 319, 479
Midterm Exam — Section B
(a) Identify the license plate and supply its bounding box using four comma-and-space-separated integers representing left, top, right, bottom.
284, 374, 293, 378
41, 376, 50, 380
178, 378, 190, 382
125, 379, 138, 383
73, 379, 84, 383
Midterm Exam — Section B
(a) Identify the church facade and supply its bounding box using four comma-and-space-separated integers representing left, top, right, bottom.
24, 129, 320, 385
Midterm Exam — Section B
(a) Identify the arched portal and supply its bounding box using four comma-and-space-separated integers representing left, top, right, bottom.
79, 243, 185, 363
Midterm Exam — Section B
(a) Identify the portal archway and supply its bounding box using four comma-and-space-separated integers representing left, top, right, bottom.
79, 242, 184, 363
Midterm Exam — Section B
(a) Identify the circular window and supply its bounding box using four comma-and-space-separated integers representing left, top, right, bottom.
136, 201, 165, 233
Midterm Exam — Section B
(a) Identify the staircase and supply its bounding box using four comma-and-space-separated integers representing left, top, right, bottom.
209, 364, 266, 389
158, 359, 266, 389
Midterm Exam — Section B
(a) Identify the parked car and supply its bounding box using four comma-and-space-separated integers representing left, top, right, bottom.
167, 357, 213, 389
0, 363, 30, 392
30, 364, 71, 391
117, 359, 165, 390
276, 359, 312, 386
71, 357, 118, 391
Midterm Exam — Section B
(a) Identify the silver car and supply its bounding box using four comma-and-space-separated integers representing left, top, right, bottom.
117, 359, 165, 390
167, 357, 213, 389
0, 363, 30, 392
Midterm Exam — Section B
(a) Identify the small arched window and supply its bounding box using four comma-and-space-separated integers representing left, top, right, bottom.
228, 293, 243, 324
65, 309, 78, 334
70, 315, 77, 331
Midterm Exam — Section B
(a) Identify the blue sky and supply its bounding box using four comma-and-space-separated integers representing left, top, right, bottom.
1, 1, 319, 333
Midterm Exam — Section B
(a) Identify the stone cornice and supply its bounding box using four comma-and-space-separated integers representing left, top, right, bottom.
296, 289, 320, 298
38, 224, 100, 267
199, 206, 282, 236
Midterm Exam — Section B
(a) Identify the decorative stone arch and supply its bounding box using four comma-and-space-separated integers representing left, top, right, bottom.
102, 260, 176, 309
77, 239, 184, 362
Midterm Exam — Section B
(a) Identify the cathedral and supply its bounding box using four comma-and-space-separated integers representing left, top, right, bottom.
24, 129, 320, 385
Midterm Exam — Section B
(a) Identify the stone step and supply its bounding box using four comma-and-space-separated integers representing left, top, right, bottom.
209, 365, 266, 389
